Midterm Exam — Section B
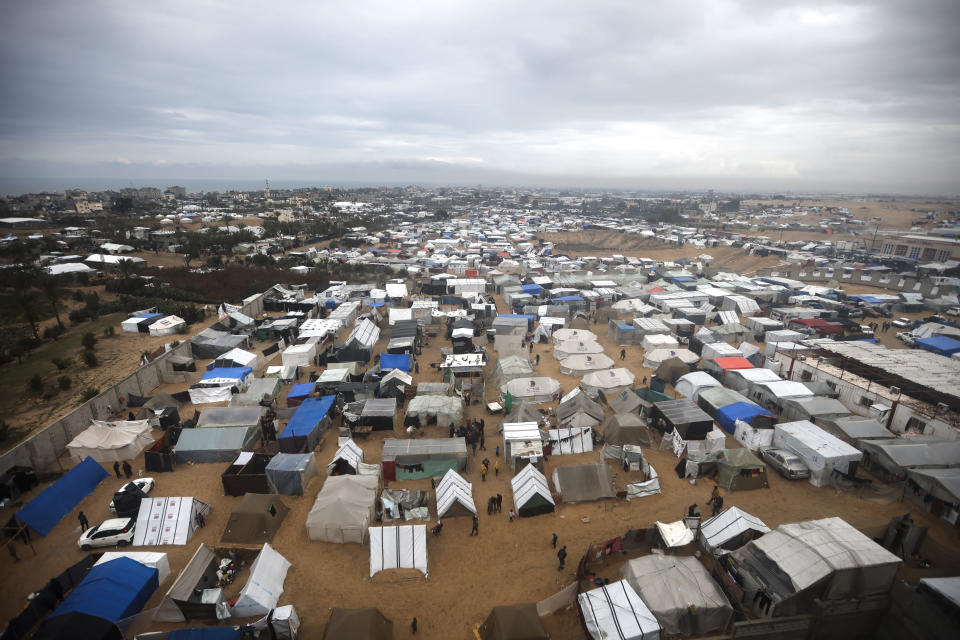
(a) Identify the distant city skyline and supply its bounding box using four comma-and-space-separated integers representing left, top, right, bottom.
2, 1, 958, 195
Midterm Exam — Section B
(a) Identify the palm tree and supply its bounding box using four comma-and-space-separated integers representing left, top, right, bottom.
10, 269, 41, 340
38, 274, 65, 329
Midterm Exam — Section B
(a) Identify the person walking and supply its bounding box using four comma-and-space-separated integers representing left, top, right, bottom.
411, 617, 418, 634
496, 493, 503, 512
470, 515, 479, 536
480, 432, 486, 451
620, 348, 626, 360
487, 497, 494, 515
508, 509, 516, 522
122, 461, 133, 479
552, 532, 558, 548
535, 353, 540, 366
712, 495, 724, 516
112, 461, 121, 479
481, 463, 487, 482
472, 440, 478, 456
78, 511, 89, 532
9, 544, 19, 563
557, 545, 567, 570
529, 341, 534, 353
495, 445, 500, 457
494, 460, 499, 477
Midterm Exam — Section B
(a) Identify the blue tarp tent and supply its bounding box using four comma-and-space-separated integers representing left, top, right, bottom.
915, 335, 960, 357
201, 367, 253, 382
168, 629, 243, 640
17, 456, 109, 536
279, 395, 335, 453
51, 557, 158, 623
521, 283, 542, 295
380, 353, 412, 372
286, 382, 315, 402
552, 296, 585, 302
716, 402, 776, 434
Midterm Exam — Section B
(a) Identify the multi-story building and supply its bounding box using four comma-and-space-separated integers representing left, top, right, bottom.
876, 234, 960, 262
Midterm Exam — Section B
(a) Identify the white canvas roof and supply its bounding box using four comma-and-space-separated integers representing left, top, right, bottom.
555, 339, 605, 359
579, 580, 661, 640
511, 464, 554, 513
699, 506, 770, 555
385, 282, 408, 298
317, 367, 351, 384
153, 544, 216, 622
96, 551, 171, 585
219, 347, 259, 367
546, 427, 594, 455
306, 474, 379, 543
773, 421, 862, 487
502, 377, 561, 403
641, 334, 679, 351
435, 469, 477, 517
67, 420, 154, 464
642, 348, 698, 369
281, 342, 316, 367
503, 421, 543, 441
758, 380, 814, 399
656, 520, 694, 547
581, 368, 635, 397
552, 328, 598, 344
299, 318, 343, 339
674, 372, 721, 401
560, 353, 615, 376
388, 308, 413, 325
368, 525, 428, 578
134, 497, 211, 546
149, 316, 185, 337
232, 543, 292, 617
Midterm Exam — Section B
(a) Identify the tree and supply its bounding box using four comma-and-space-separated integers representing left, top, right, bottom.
10, 269, 41, 340
38, 274, 66, 329
81, 331, 96, 350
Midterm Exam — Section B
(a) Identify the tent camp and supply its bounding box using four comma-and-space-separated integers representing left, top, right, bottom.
208, 347, 261, 371
554, 339, 604, 360
368, 525, 428, 578
154, 544, 222, 622
44, 556, 159, 625
175, 426, 259, 463
642, 348, 698, 370
556, 390, 605, 427
266, 453, 320, 496
501, 377, 561, 404
328, 439, 381, 477
511, 463, 555, 517
729, 517, 902, 617
551, 463, 615, 503
66, 420, 154, 464
134, 497, 211, 546
491, 355, 536, 389
435, 469, 477, 518
190, 367, 253, 404
360, 398, 399, 431
230, 378, 282, 407
579, 580, 661, 640
381, 438, 468, 481
221, 493, 290, 545
773, 421, 863, 487
281, 342, 317, 368
581, 368, 635, 399
601, 413, 652, 447
306, 474, 379, 543
94, 551, 170, 585
232, 543, 292, 618
17, 456, 109, 536
279, 395, 335, 452
622, 555, 732, 636
122, 313, 162, 333
478, 604, 550, 640
285, 382, 315, 408
405, 395, 465, 428
698, 506, 770, 556
323, 607, 393, 640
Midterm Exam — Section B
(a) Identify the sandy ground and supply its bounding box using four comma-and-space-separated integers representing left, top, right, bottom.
742, 197, 960, 230
3, 289, 960, 640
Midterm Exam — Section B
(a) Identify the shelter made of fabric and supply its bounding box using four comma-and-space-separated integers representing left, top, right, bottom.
17, 456, 109, 536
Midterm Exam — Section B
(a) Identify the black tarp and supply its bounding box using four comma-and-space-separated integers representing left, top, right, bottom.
112, 484, 148, 518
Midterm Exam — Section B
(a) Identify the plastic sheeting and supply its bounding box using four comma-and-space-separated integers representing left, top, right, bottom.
50, 556, 158, 623
698, 506, 769, 555
579, 580, 661, 640
134, 497, 211, 546
232, 544, 292, 618
17, 456, 109, 536
368, 525, 428, 578
265, 453, 319, 496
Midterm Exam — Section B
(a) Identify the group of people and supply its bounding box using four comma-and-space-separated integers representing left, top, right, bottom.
112, 460, 133, 479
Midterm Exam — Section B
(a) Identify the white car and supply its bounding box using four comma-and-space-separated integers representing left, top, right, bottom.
109, 477, 155, 513
947, 307, 960, 317
78, 517, 135, 551
897, 332, 918, 346
892, 317, 912, 328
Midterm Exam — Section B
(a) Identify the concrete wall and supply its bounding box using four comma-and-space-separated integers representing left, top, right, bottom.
754, 267, 957, 298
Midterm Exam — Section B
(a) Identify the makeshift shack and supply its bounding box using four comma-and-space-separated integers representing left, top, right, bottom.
579, 580, 661, 640
221, 452, 272, 497
773, 421, 863, 487
133, 497, 211, 546
381, 438, 467, 481
232, 543, 292, 618
66, 420, 154, 464
153, 544, 222, 622
279, 395, 335, 452
650, 399, 714, 440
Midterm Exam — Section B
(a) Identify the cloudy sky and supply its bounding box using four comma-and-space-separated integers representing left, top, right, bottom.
1, 0, 958, 194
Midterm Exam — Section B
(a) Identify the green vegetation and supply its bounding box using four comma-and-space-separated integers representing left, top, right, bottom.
79, 387, 99, 403
82, 349, 98, 368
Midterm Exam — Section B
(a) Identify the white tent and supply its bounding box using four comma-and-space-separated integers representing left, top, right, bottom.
149, 315, 186, 337
699, 506, 770, 555
774, 421, 863, 487
674, 372, 722, 402
435, 469, 477, 518
581, 368, 635, 399
153, 544, 219, 622
405, 395, 465, 428
502, 377, 561, 404
328, 440, 380, 477
579, 580, 661, 640
67, 420, 154, 464
306, 474, 379, 543
546, 427, 594, 455
554, 339, 604, 360
552, 329, 598, 344
656, 520, 694, 547
121, 316, 156, 333
511, 464, 555, 517
388, 308, 413, 325
216, 347, 260, 369
95, 551, 171, 584
281, 343, 316, 368
232, 543, 292, 618
640, 333, 680, 352
559, 353, 615, 376
642, 348, 698, 369
368, 525, 428, 578
133, 497, 211, 546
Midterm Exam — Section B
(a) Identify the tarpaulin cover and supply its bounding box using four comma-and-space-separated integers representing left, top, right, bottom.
521, 284, 542, 295
716, 402, 776, 434
17, 456, 109, 536
916, 335, 960, 356
201, 367, 253, 383
280, 395, 335, 440
51, 556, 159, 622
380, 353, 412, 372
286, 383, 315, 400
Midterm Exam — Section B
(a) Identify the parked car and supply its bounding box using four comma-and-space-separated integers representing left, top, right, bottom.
897, 332, 918, 346
78, 517, 135, 551
946, 307, 960, 317
109, 477, 155, 513
761, 448, 810, 480
892, 317, 913, 328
